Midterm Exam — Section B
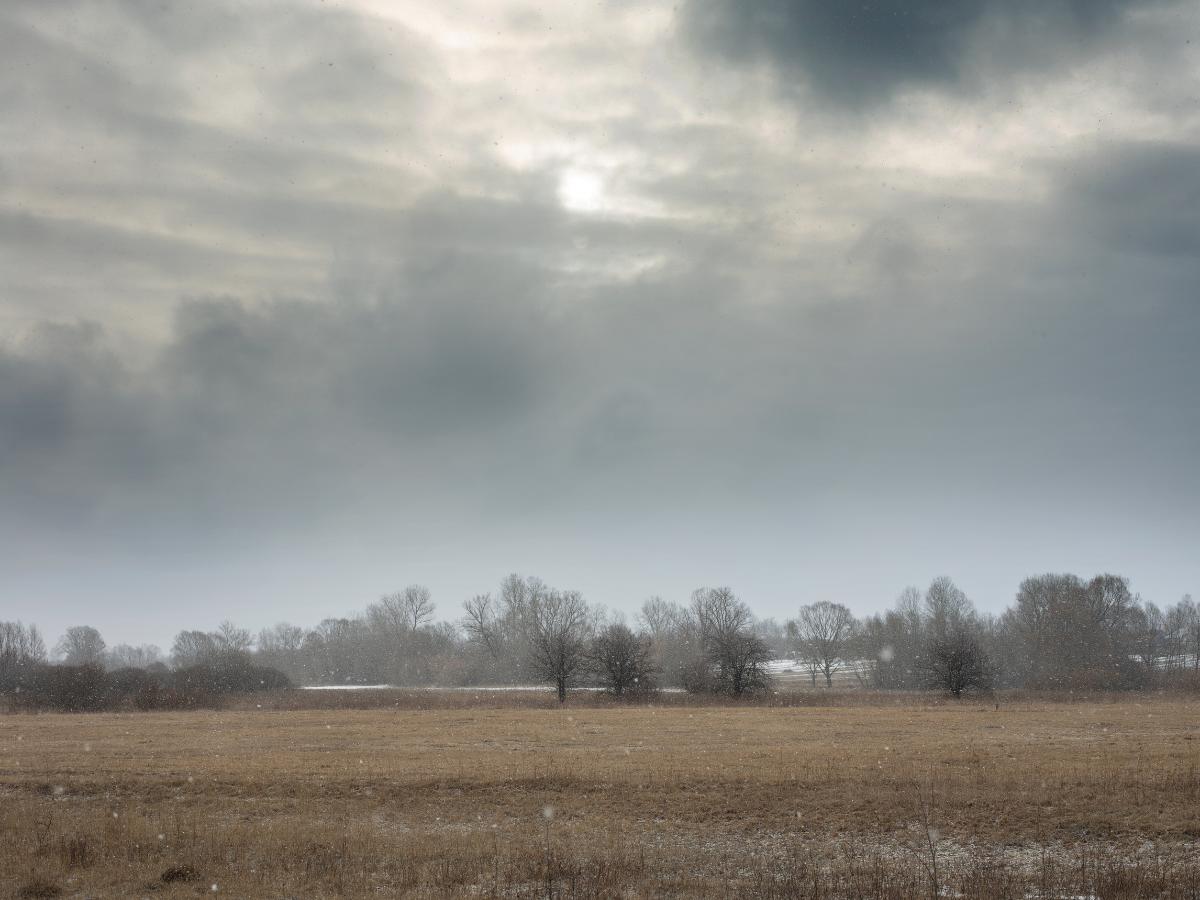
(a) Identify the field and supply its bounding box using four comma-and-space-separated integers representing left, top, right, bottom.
3, 694, 1200, 898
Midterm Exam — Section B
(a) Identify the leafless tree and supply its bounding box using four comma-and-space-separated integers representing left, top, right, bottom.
365, 586, 435, 682
256, 623, 304, 657
1010, 573, 1140, 688
256, 623, 307, 681
526, 589, 592, 703
462, 593, 500, 658
55, 625, 106, 666
371, 585, 435, 634
792, 601, 856, 688
459, 575, 549, 683
691, 587, 772, 695
925, 627, 988, 697
171, 629, 220, 668
919, 578, 989, 696
637, 596, 677, 638
635, 596, 698, 688
858, 589, 924, 689
923, 577, 972, 635
104, 643, 163, 670
691, 587, 750, 641
589, 622, 657, 697
1166, 595, 1199, 673
0, 621, 46, 689
215, 621, 254, 656
1131, 601, 1166, 681
721, 630, 774, 695
303, 617, 375, 684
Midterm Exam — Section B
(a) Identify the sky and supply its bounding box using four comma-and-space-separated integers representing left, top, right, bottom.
1, 0, 1198, 649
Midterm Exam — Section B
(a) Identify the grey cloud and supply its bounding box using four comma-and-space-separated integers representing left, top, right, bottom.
683, 0, 1163, 107
1, 0, 1197, 639
1055, 142, 1200, 259
0, 0, 433, 326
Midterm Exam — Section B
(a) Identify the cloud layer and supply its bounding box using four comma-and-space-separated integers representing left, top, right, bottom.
1, 0, 1198, 643
684, 0, 1168, 107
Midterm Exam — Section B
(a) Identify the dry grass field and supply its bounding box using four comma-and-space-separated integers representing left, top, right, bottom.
3, 694, 1200, 898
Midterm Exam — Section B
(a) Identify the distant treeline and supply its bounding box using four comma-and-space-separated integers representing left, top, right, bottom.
3, 574, 1198, 709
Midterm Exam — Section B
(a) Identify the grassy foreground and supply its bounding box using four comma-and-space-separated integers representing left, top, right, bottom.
2, 694, 1200, 898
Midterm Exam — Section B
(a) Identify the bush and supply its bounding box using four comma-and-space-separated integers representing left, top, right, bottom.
2, 661, 291, 712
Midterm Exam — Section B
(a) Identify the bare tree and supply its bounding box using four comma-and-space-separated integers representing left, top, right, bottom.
858, 589, 924, 690
691, 587, 751, 641
104, 643, 163, 670
1131, 601, 1166, 682
925, 627, 988, 697
923, 577, 972, 635
459, 575, 552, 683
0, 621, 46, 690
792, 601, 856, 688
257, 623, 303, 655
638, 596, 677, 639
1166, 594, 1199, 673
691, 587, 772, 695
589, 623, 658, 697
526, 589, 592, 703
55, 625, 106, 666
171, 630, 219, 668
215, 621, 254, 656
256, 623, 307, 682
920, 578, 989, 697
1010, 573, 1140, 689
720, 629, 774, 695
372, 585, 435, 634
363, 586, 435, 683
462, 593, 500, 658
635, 596, 697, 688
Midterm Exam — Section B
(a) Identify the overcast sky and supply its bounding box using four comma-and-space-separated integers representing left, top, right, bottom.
2, 0, 1198, 648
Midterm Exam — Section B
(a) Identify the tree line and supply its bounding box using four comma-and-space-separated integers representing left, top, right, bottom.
3, 573, 1198, 707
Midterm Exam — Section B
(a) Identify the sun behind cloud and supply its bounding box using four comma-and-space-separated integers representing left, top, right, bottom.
557, 168, 605, 213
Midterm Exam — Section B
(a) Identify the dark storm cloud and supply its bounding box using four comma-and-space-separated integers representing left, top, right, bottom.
684, 0, 1162, 107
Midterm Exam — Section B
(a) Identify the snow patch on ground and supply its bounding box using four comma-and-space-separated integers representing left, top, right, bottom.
301, 684, 687, 693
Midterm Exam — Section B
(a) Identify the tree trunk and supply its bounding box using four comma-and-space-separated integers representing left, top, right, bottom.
556, 678, 566, 704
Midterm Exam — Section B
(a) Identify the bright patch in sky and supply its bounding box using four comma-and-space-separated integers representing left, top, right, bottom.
558, 168, 605, 213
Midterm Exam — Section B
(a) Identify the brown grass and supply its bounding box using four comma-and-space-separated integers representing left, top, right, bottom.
3, 694, 1200, 897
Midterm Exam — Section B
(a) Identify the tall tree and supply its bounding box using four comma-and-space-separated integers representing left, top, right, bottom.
692, 587, 772, 695
1167, 595, 1199, 673
792, 601, 856, 688
256, 623, 307, 681
371, 586, 435, 634
1010, 573, 1139, 689
637, 596, 696, 689
921, 577, 989, 696
1130, 601, 1166, 682
171, 630, 219, 668
859, 586, 926, 689
55, 626, 106, 666
104, 643, 163, 670
526, 589, 591, 703
215, 621, 254, 658
462, 593, 500, 659
0, 621, 46, 690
